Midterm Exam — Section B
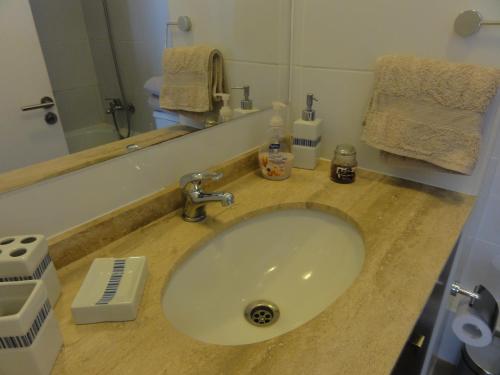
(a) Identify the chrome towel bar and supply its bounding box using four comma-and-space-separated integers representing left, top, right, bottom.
455, 10, 500, 37
166, 16, 192, 48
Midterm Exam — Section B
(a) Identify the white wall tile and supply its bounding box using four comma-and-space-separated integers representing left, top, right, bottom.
88, 39, 119, 96
29, 0, 88, 43
80, 0, 108, 40
41, 41, 98, 91
130, 90, 155, 133
293, 0, 500, 70
112, 41, 163, 93
477, 194, 500, 246
465, 157, 499, 237
55, 86, 104, 132
225, 62, 289, 111
488, 157, 500, 197
169, 0, 291, 65
105, 0, 168, 44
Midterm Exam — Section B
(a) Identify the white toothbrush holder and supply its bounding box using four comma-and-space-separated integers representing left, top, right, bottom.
0, 280, 63, 375
0, 235, 61, 306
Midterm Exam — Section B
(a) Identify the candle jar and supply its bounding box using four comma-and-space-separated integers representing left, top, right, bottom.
330, 144, 357, 184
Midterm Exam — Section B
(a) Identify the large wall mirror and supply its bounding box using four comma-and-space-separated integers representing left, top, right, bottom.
0, 0, 291, 190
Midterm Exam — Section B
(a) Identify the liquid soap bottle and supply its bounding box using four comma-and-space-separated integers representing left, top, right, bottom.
258, 101, 294, 180
232, 85, 260, 115
292, 93, 322, 170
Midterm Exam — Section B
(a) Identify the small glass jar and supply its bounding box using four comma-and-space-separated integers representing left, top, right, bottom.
330, 144, 357, 184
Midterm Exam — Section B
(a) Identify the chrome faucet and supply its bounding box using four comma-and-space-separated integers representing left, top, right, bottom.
179, 172, 234, 222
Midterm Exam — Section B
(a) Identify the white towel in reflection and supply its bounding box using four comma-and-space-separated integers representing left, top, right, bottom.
144, 76, 163, 97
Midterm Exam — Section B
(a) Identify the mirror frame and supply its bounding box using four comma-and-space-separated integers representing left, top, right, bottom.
0, 127, 194, 194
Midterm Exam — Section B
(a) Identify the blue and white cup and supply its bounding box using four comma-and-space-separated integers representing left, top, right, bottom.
0, 280, 63, 375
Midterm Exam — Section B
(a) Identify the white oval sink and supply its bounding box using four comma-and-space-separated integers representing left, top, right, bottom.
162, 208, 365, 345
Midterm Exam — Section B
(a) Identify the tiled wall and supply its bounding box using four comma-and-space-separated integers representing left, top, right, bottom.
290, 0, 500, 366
169, 0, 291, 111
29, 0, 104, 133
291, 0, 500, 195
80, 0, 169, 134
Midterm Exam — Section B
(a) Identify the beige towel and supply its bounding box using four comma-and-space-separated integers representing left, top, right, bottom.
362, 55, 499, 175
160, 46, 226, 113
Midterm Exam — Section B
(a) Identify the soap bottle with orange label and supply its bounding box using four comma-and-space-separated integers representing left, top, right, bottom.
258, 102, 294, 180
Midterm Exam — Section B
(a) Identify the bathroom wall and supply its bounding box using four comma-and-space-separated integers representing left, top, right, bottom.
169, 0, 291, 111
291, 0, 500, 196
29, 0, 104, 134
80, 0, 169, 134
290, 0, 500, 367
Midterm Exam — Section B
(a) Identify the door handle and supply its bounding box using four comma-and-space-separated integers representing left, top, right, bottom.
21, 96, 55, 112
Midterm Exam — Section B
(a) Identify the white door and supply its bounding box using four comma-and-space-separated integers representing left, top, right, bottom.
0, 0, 68, 174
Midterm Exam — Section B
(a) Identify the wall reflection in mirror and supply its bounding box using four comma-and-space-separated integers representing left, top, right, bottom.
1, 0, 290, 175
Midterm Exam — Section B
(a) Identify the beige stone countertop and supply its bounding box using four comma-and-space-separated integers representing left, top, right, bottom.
51, 162, 474, 375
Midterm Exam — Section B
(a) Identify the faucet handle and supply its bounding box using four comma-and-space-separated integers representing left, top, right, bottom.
179, 172, 223, 188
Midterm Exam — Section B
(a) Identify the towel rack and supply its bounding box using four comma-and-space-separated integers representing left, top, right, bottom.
455, 9, 500, 37
166, 16, 192, 48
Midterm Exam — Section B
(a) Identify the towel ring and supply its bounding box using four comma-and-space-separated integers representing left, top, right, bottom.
166, 16, 192, 48
455, 10, 500, 37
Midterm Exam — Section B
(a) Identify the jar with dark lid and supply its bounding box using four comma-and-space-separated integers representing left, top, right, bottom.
330, 144, 357, 184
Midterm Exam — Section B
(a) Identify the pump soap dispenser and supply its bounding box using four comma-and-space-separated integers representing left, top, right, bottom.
259, 101, 293, 180
232, 85, 260, 115
292, 94, 322, 170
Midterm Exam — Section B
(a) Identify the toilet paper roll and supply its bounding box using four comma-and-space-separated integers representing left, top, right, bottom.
452, 300, 493, 348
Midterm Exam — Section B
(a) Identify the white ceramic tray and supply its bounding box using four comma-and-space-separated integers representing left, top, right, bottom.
71, 257, 147, 324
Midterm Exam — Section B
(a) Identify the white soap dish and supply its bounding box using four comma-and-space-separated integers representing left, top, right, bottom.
71, 257, 148, 325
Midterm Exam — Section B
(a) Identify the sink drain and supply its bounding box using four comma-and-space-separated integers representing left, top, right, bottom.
244, 301, 280, 327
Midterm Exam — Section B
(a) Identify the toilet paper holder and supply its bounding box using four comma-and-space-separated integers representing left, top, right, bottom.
450, 282, 500, 337
451, 282, 481, 303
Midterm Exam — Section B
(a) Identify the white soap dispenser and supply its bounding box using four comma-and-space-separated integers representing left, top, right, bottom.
232, 85, 260, 115
292, 93, 322, 170
258, 101, 294, 180
215, 93, 233, 122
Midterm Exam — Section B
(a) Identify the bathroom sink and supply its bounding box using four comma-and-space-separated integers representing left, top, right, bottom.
162, 208, 365, 345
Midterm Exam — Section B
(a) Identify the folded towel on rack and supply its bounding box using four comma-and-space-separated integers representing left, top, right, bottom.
160, 46, 226, 113
361, 55, 500, 175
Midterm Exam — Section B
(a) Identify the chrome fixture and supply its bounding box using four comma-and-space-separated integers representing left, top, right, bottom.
302, 93, 319, 121
450, 282, 500, 337
21, 96, 54, 112
450, 282, 480, 302
105, 98, 135, 116
102, 0, 134, 139
232, 85, 253, 110
21, 96, 58, 125
454, 10, 500, 37
179, 172, 234, 222
126, 144, 141, 152
166, 16, 192, 48
244, 301, 280, 327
